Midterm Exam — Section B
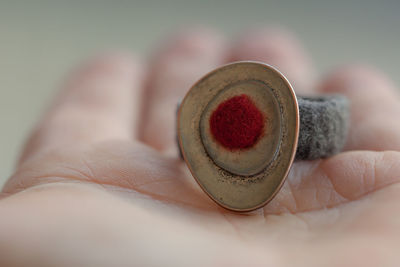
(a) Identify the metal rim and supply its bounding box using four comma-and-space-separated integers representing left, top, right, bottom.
178, 61, 299, 212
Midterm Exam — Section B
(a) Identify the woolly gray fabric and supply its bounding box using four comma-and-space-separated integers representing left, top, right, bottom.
296, 95, 350, 160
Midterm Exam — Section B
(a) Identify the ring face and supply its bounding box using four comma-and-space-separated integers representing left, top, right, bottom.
178, 61, 299, 211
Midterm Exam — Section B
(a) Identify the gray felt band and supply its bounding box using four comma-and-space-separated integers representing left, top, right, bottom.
177, 95, 350, 161
296, 95, 350, 160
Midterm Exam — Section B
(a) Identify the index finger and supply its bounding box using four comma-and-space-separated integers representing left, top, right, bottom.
18, 54, 144, 166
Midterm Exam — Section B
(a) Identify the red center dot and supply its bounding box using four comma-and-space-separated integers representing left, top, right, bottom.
209, 94, 265, 150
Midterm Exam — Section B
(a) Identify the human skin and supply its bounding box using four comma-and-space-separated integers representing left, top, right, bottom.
1, 27, 400, 267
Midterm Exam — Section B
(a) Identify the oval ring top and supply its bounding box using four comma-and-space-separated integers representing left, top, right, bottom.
178, 61, 299, 211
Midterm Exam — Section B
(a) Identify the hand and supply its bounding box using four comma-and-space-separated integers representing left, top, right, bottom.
1, 27, 400, 267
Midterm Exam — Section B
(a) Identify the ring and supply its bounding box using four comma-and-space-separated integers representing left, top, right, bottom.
177, 61, 349, 212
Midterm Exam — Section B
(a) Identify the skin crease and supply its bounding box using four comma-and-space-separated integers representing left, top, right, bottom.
1, 27, 400, 267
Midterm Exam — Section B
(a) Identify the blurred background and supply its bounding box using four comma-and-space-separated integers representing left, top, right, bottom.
0, 0, 399, 187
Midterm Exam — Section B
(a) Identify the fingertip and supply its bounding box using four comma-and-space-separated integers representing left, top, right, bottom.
146, 26, 227, 96
153, 26, 226, 63
319, 64, 398, 99
60, 51, 144, 106
173, 27, 225, 52
229, 26, 314, 93
73, 52, 142, 81
230, 26, 301, 58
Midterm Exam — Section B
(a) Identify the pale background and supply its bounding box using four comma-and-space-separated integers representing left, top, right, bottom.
0, 0, 399, 187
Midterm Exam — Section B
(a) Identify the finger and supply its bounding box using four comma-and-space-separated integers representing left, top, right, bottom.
229, 27, 315, 94
264, 150, 400, 214
318, 65, 400, 151
18, 54, 144, 165
139, 28, 226, 155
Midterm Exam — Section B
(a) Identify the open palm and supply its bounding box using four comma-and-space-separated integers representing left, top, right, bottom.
1, 28, 400, 267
